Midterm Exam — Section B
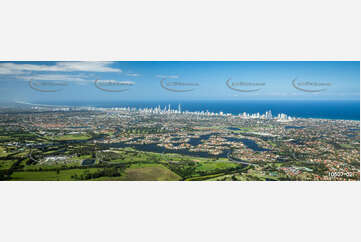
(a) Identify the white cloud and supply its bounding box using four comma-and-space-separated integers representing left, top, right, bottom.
0, 62, 122, 75
16, 74, 91, 82
126, 73, 141, 77
156, 74, 179, 79
96, 80, 135, 85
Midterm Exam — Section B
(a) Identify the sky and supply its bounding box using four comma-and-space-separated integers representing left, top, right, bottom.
0, 61, 359, 104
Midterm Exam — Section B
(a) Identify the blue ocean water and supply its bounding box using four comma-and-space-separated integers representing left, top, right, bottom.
35, 100, 360, 120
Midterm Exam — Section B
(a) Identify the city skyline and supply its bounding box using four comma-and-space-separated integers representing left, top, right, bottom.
26, 102, 294, 121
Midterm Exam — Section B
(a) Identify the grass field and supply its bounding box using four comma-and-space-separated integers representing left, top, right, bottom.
186, 173, 226, 181
10, 168, 102, 181
195, 161, 239, 172
0, 136, 10, 141
0, 146, 8, 157
11, 163, 181, 181
339, 143, 353, 149
120, 163, 181, 181
231, 128, 255, 133
108, 150, 162, 163
53, 134, 92, 141
0, 159, 17, 170
108, 148, 222, 164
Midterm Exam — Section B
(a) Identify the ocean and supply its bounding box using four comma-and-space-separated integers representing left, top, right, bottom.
34, 100, 360, 121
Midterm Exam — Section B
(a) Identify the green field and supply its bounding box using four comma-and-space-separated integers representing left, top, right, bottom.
231, 127, 255, 133
10, 168, 102, 181
52, 134, 92, 141
107, 150, 162, 163
0, 136, 10, 141
104, 148, 223, 164
119, 163, 181, 181
339, 143, 353, 149
0, 146, 8, 157
186, 173, 226, 181
10, 163, 181, 181
0, 159, 17, 170
195, 161, 239, 172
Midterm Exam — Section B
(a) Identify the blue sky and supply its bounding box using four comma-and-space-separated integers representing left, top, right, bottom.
0, 61, 359, 103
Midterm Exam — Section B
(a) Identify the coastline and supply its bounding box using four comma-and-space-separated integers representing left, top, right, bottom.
12, 100, 361, 122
